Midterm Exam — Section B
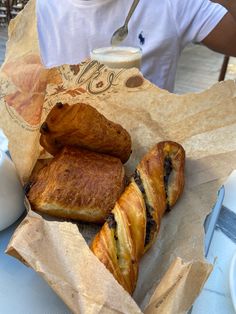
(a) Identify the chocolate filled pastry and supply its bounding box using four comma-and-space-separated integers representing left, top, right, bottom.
91, 141, 185, 294
40, 102, 132, 163
27, 146, 125, 223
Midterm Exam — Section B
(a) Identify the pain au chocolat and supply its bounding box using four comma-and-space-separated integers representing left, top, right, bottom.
40, 102, 132, 163
27, 146, 125, 223
91, 141, 185, 294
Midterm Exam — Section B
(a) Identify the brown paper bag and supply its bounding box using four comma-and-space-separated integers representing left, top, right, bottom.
1, 1, 236, 313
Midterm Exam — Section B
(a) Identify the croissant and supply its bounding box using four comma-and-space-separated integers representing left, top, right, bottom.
91, 141, 185, 294
40, 102, 132, 163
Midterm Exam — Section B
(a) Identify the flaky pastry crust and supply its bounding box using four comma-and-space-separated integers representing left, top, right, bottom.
40, 102, 132, 163
27, 146, 125, 223
91, 141, 185, 293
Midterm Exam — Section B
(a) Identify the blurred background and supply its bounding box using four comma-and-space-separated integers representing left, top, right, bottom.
0, 0, 235, 94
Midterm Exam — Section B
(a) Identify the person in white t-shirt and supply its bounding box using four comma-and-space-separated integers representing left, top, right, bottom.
36, 0, 236, 92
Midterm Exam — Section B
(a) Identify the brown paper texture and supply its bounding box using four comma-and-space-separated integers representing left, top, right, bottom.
1, 1, 236, 313
144, 257, 212, 314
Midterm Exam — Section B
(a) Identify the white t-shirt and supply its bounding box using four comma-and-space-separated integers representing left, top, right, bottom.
36, 0, 227, 91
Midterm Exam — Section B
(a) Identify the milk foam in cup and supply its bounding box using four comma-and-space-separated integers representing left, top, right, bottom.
90, 46, 142, 69
0, 150, 25, 231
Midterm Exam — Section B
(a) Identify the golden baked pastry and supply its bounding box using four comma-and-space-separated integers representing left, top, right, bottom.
91, 141, 185, 294
27, 146, 125, 223
40, 102, 132, 163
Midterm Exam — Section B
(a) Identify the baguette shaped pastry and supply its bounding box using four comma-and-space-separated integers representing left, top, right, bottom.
91, 141, 185, 293
27, 146, 125, 223
40, 102, 132, 163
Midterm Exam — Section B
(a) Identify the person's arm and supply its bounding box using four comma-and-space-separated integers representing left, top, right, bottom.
211, 0, 236, 19
202, 0, 236, 56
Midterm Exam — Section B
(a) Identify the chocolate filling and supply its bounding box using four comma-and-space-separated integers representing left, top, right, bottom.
40, 122, 49, 134
56, 102, 64, 109
107, 213, 119, 260
54, 138, 63, 149
133, 170, 145, 194
107, 213, 117, 229
23, 181, 33, 195
134, 170, 157, 246
145, 205, 157, 246
164, 156, 173, 212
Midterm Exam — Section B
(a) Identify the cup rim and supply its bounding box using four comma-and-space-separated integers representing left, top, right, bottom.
90, 46, 142, 63
91, 46, 142, 54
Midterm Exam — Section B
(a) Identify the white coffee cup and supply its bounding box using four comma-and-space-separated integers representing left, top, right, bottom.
90, 46, 142, 69
0, 150, 25, 231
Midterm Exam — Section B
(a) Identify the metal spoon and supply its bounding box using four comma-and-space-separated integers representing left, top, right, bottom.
111, 0, 140, 46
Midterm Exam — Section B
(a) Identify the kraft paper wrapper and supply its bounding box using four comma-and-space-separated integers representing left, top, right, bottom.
1, 0, 236, 313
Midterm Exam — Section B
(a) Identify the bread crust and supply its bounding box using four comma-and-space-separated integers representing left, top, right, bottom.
40, 102, 132, 163
91, 141, 185, 293
27, 146, 125, 223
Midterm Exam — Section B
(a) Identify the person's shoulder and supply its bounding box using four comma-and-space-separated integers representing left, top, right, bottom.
36, 0, 48, 9
36, 0, 62, 15
166, 0, 208, 13
36, 0, 57, 9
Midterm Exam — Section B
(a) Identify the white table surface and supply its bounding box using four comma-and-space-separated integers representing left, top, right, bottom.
192, 171, 236, 314
0, 216, 71, 314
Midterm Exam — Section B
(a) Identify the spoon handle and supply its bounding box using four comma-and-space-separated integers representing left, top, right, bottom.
124, 0, 140, 26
